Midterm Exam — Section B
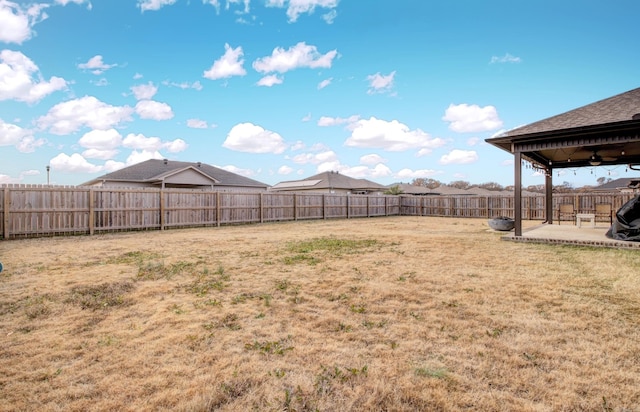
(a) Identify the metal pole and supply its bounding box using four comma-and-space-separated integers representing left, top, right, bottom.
46, 165, 50, 185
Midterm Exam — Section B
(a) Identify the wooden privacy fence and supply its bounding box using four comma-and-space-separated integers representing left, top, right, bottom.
0, 184, 634, 239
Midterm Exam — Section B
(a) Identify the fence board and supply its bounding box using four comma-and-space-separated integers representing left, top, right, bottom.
0, 184, 635, 240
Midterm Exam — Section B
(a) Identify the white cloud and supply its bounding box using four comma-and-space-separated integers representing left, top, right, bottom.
360, 154, 386, 165
0, 1, 49, 44
203, 0, 221, 13
203, 43, 246, 80
82, 148, 118, 160
77, 55, 116, 74
126, 149, 164, 165
366, 71, 395, 94
92, 78, 108, 87
224, 122, 287, 154
130, 82, 157, 100
102, 159, 125, 172
186, 118, 209, 129
257, 74, 283, 87
439, 149, 479, 165
278, 165, 294, 175
162, 80, 203, 91
38, 96, 134, 135
291, 150, 337, 165
133, 72, 143, 79
395, 168, 443, 179
122, 133, 186, 153
0, 118, 44, 152
301, 113, 312, 122
317, 77, 332, 89
0, 49, 67, 103
252, 42, 338, 74
490, 53, 522, 64
266, 0, 338, 23
55, 0, 92, 7
501, 159, 514, 166
50, 153, 102, 173
204, 0, 250, 14
0, 169, 41, 184
78, 128, 122, 150
316, 161, 391, 179
218, 164, 256, 177
442, 103, 503, 133
164, 138, 187, 153
135, 100, 174, 120
138, 0, 177, 12
227, 0, 250, 13
345, 117, 447, 152
416, 148, 436, 157
317, 114, 360, 127
322, 9, 337, 24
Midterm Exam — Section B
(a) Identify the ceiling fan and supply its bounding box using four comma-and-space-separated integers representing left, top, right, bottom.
589, 150, 617, 166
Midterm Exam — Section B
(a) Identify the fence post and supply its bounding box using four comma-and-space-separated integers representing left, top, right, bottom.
260, 193, 264, 223
366, 196, 370, 217
3, 187, 9, 239
216, 192, 221, 227
293, 194, 297, 221
346, 194, 350, 219
322, 194, 326, 219
485, 196, 489, 218
88, 189, 95, 235
159, 189, 165, 230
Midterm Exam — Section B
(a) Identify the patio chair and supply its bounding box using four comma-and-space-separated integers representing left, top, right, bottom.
595, 203, 613, 225
557, 203, 576, 224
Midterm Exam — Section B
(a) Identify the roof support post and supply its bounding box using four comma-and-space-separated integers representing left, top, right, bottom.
514, 150, 522, 236
545, 169, 553, 224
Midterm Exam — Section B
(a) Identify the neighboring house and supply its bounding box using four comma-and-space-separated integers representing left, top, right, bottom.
593, 177, 640, 193
389, 183, 436, 195
428, 185, 476, 196
270, 171, 386, 194
82, 159, 270, 191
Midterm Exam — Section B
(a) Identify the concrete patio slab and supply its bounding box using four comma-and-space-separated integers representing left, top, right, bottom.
501, 222, 640, 249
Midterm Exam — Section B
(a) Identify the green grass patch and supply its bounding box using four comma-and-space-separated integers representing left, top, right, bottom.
66, 281, 134, 310
245, 339, 294, 355
137, 260, 196, 280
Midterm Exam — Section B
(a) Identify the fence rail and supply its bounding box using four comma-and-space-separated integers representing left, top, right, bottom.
0, 184, 634, 240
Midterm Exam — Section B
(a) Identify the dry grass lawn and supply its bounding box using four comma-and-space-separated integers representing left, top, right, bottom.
1, 217, 639, 411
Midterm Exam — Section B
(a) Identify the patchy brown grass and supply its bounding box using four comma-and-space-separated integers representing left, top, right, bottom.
1, 217, 639, 411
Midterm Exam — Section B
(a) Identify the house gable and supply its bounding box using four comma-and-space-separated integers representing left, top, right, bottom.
157, 167, 219, 186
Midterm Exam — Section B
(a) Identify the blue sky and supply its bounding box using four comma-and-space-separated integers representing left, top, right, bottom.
1, 0, 639, 188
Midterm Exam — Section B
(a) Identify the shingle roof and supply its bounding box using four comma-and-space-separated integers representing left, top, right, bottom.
594, 177, 640, 191
501, 87, 640, 138
83, 159, 269, 188
391, 183, 434, 195
271, 171, 386, 191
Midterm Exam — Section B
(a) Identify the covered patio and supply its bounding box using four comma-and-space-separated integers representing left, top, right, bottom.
486, 87, 640, 245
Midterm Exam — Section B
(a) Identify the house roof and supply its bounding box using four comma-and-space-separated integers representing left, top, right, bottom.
429, 186, 475, 195
271, 171, 386, 192
82, 159, 270, 188
486, 87, 640, 169
594, 177, 640, 191
391, 183, 435, 195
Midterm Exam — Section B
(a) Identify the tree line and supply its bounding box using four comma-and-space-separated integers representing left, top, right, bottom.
384, 177, 614, 194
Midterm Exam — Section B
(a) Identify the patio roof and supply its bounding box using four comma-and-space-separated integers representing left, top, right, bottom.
487, 87, 640, 169
485, 87, 640, 236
